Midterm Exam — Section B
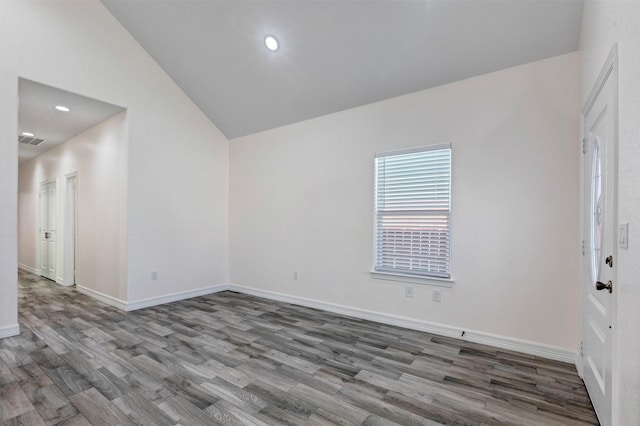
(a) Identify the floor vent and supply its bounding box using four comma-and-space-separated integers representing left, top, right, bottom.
18, 135, 45, 146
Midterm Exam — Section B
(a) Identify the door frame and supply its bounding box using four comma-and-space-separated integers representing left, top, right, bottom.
63, 172, 78, 287
578, 44, 618, 425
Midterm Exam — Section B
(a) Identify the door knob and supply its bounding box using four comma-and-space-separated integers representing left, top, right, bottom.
596, 280, 613, 293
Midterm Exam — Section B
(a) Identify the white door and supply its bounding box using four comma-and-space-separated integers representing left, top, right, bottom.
581, 54, 616, 426
39, 181, 57, 281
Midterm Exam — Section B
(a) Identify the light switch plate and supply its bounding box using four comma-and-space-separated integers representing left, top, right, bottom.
619, 223, 629, 249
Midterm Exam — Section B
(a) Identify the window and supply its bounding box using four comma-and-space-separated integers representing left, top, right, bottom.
374, 144, 451, 279
590, 140, 602, 283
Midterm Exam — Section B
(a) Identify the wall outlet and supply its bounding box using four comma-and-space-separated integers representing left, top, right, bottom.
293, 270, 298, 280
432, 289, 441, 302
405, 287, 414, 298
151, 270, 158, 280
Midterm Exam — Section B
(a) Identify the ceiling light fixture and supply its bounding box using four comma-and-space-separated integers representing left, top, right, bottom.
264, 35, 279, 51
55, 105, 70, 112
21, 132, 35, 137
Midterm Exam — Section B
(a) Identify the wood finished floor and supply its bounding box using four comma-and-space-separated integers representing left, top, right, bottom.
0, 271, 598, 426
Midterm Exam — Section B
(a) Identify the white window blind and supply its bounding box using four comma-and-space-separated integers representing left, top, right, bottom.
374, 144, 451, 278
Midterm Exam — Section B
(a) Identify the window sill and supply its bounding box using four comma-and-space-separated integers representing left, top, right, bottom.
370, 270, 455, 287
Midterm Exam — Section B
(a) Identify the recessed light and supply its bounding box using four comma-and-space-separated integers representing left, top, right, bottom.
21, 132, 35, 137
264, 35, 279, 51
55, 105, 70, 112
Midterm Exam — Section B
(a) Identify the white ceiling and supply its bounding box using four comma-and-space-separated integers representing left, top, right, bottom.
102, 0, 584, 139
18, 79, 125, 163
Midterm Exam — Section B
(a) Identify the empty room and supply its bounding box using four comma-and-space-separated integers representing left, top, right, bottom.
0, 1, 638, 425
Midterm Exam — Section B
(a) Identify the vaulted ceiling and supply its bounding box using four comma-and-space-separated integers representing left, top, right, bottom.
101, 0, 584, 139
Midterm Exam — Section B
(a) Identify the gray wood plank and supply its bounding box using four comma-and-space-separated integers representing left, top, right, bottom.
0, 409, 47, 426
1, 270, 599, 426
68, 387, 134, 426
26, 384, 80, 424
112, 390, 175, 426
155, 395, 221, 425
0, 382, 36, 422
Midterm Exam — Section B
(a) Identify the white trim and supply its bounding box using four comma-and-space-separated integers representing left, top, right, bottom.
18, 263, 40, 275
125, 284, 230, 311
0, 324, 20, 339
370, 270, 454, 287
375, 142, 451, 158
228, 284, 576, 364
583, 44, 617, 116
76, 283, 231, 312
64, 173, 78, 288
76, 285, 128, 310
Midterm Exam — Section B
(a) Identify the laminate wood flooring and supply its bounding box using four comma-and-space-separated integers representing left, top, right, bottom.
0, 271, 598, 425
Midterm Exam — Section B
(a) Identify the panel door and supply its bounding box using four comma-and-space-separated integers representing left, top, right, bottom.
582, 63, 616, 426
40, 181, 57, 281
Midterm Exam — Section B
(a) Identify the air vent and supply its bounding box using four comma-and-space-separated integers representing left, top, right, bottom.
18, 135, 45, 146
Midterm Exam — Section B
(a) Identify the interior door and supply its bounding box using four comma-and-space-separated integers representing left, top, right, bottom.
582, 58, 616, 426
39, 181, 57, 281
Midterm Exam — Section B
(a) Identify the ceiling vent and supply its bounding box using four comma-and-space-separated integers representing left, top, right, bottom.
18, 135, 45, 146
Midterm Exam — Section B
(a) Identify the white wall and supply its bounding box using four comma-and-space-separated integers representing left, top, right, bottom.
0, 2, 19, 336
581, 2, 640, 424
19, 112, 126, 299
0, 0, 229, 330
230, 52, 580, 351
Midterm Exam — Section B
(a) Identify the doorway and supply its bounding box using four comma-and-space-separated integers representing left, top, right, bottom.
580, 46, 617, 426
18, 78, 125, 289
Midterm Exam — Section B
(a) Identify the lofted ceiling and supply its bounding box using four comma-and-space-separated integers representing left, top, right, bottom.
101, 0, 584, 139
18, 79, 125, 163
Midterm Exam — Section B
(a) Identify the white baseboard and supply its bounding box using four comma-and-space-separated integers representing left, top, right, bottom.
73, 281, 576, 364
76, 285, 128, 310
18, 263, 40, 275
125, 284, 230, 311
0, 323, 20, 339
228, 284, 577, 364
76, 283, 230, 312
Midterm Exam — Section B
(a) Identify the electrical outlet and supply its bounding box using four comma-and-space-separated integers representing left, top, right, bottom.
151, 270, 158, 280
432, 289, 441, 302
293, 270, 298, 280
405, 287, 414, 298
